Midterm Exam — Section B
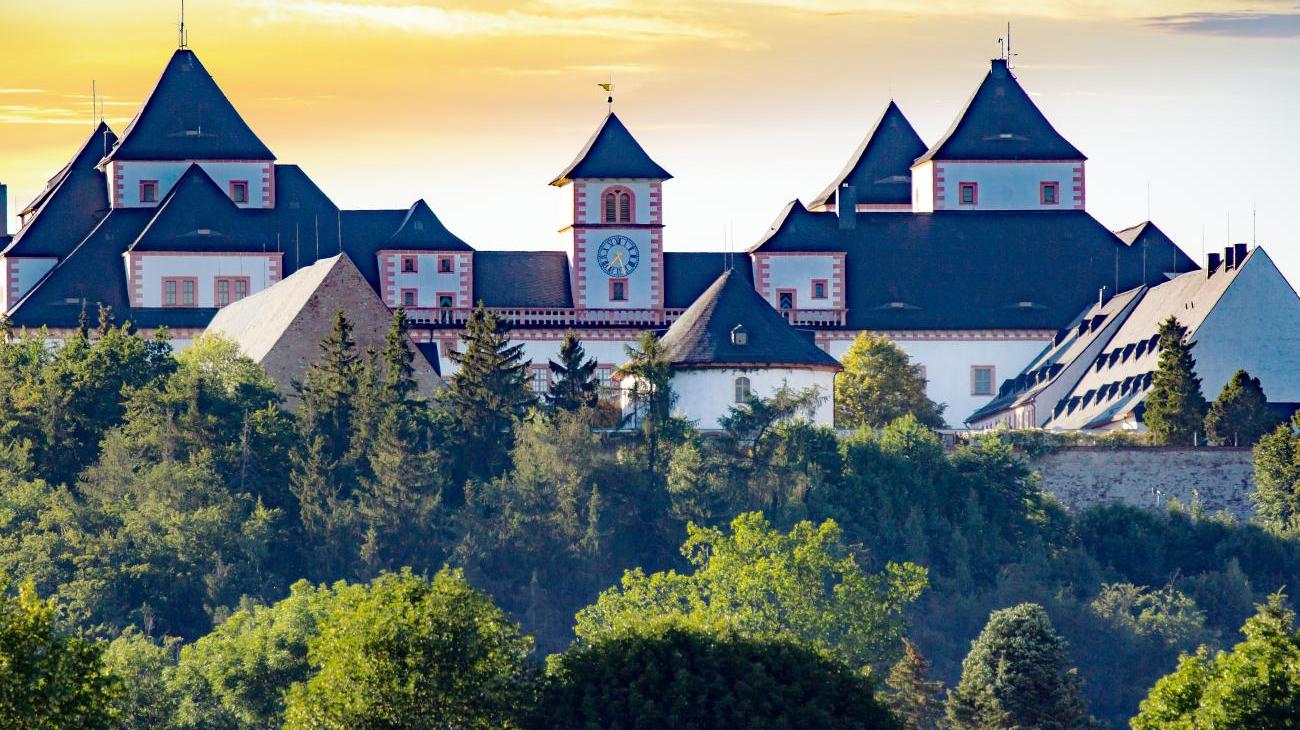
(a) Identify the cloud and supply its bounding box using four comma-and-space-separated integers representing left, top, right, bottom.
0, 103, 98, 125
1146, 10, 1300, 37
0, 88, 45, 94
484, 62, 662, 77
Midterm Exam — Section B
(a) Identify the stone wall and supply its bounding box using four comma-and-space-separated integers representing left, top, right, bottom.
1030, 447, 1257, 521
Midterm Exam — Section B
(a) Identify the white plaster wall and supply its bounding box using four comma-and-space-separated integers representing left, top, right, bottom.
911, 162, 935, 213
432, 335, 637, 381
826, 335, 1050, 426
934, 162, 1080, 211
4, 257, 57, 309
386, 252, 469, 308
665, 367, 836, 430
761, 255, 840, 310
111, 161, 272, 209
579, 228, 655, 309
576, 180, 656, 225
134, 254, 278, 308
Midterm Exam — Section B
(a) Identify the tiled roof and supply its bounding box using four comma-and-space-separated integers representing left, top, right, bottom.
915, 59, 1084, 164
550, 112, 671, 185
661, 268, 840, 370
385, 200, 473, 252
1114, 221, 1197, 279
106, 50, 274, 162
4, 123, 115, 258
471, 251, 572, 308
129, 165, 273, 253
810, 101, 927, 209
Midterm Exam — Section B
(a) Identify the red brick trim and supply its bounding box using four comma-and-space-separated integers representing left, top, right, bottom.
599, 185, 636, 224
831, 252, 846, 310
958, 181, 978, 206
161, 276, 199, 307
401, 255, 419, 274
228, 180, 250, 205
127, 252, 145, 308
810, 278, 828, 300
111, 163, 125, 208
817, 329, 1055, 342
214, 276, 251, 307
4, 257, 17, 309
649, 180, 663, 226
400, 288, 419, 307
754, 254, 772, 299
1073, 161, 1086, 210
1040, 181, 1059, 206
458, 253, 473, 308
262, 162, 275, 209
648, 228, 664, 310
933, 162, 944, 210
380, 253, 397, 306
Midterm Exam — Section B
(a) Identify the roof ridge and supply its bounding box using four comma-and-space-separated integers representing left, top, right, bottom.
550, 111, 671, 186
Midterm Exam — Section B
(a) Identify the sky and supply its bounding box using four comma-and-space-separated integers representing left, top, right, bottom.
2, 0, 1299, 287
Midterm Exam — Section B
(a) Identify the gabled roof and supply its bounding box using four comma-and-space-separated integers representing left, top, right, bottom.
1114, 221, 1197, 279
4, 123, 115, 258
472, 251, 572, 308
810, 101, 927, 209
385, 200, 473, 252
106, 49, 274, 163
915, 59, 1084, 164
660, 269, 840, 370
550, 112, 671, 186
129, 165, 270, 253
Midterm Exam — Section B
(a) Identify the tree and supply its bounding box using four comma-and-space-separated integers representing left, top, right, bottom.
545, 331, 599, 412
1132, 592, 1300, 729
946, 603, 1093, 730
103, 628, 180, 730
835, 332, 945, 430
1143, 317, 1209, 445
1252, 414, 1300, 529
538, 622, 900, 730
1205, 369, 1278, 446
282, 569, 538, 730
574, 512, 928, 671
0, 578, 120, 730
447, 304, 535, 486
885, 640, 945, 730
617, 331, 687, 490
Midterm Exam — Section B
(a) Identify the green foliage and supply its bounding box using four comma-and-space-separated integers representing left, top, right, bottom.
1252, 413, 1300, 530
1089, 583, 1210, 648
885, 639, 945, 730
1132, 592, 1300, 729
1205, 369, 1278, 447
539, 622, 900, 730
835, 332, 946, 429
945, 602, 1094, 730
282, 569, 538, 730
1143, 317, 1209, 446
0, 578, 120, 730
618, 330, 689, 490
574, 512, 928, 671
103, 628, 180, 729
545, 331, 599, 412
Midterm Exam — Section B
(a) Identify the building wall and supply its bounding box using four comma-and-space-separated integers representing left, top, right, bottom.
378, 251, 472, 309
2, 256, 57, 311
911, 162, 935, 213
109, 160, 274, 209
661, 367, 836, 430
752, 253, 845, 312
573, 180, 659, 226
125, 252, 282, 308
913, 160, 1084, 212
570, 177, 664, 311
424, 329, 637, 384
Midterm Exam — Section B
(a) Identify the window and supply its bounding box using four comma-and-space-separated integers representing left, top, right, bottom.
401, 256, 418, 273
229, 180, 249, 204
595, 366, 615, 398
438, 256, 453, 273
401, 289, 418, 307
140, 180, 159, 204
530, 366, 551, 395
971, 366, 995, 396
602, 188, 633, 223
215, 277, 250, 307
777, 289, 795, 321
734, 376, 752, 404
609, 278, 628, 302
730, 324, 748, 346
619, 192, 631, 222
162, 277, 197, 307
959, 182, 978, 206
438, 294, 454, 309
811, 279, 828, 300
1041, 182, 1059, 206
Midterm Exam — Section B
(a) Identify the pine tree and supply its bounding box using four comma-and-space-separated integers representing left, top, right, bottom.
546, 331, 599, 413
1143, 317, 1208, 445
835, 332, 946, 430
618, 331, 681, 489
447, 303, 535, 486
1205, 369, 1277, 446
946, 603, 1093, 730
885, 639, 945, 730
1252, 413, 1300, 529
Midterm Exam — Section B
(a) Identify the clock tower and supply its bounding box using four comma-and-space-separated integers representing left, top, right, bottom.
551, 111, 670, 314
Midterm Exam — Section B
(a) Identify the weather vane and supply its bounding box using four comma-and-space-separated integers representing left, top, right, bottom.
598, 73, 614, 112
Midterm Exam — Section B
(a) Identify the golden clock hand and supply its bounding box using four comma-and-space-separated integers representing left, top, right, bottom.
611, 251, 625, 275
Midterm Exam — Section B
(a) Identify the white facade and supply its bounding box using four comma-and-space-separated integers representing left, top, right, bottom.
753, 253, 845, 316
912, 160, 1084, 212
570, 178, 663, 311
109, 160, 274, 209
379, 250, 472, 310
634, 367, 836, 431
2, 256, 57, 310
124, 252, 282, 308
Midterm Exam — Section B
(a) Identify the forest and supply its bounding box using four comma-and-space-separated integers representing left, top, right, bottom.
1, 305, 1299, 729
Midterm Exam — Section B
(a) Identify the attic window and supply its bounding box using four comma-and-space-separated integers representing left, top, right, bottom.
229, 180, 249, 204
413, 221, 425, 231
196, 228, 212, 237
731, 325, 748, 346
959, 182, 978, 206
139, 180, 159, 204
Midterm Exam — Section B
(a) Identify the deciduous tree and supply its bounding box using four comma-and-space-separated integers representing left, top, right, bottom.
1253, 413, 1300, 529
835, 332, 945, 430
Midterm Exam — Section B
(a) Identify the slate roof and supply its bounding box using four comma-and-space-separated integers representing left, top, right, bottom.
915, 59, 1084, 163
750, 201, 1192, 330
106, 50, 275, 163
129, 165, 272, 253
810, 101, 927, 209
1114, 221, 1197, 279
386, 200, 473, 252
472, 251, 572, 308
660, 269, 840, 370
550, 112, 671, 185
4, 123, 116, 258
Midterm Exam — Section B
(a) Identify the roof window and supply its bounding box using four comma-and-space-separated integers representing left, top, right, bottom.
731, 325, 748, 346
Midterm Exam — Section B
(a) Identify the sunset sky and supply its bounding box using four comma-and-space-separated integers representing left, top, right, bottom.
3, 0, 1299, 285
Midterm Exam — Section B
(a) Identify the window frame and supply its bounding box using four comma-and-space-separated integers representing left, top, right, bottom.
609, 277, 629, 303
601, 186, 636, 224
971, 365, 996, 396
401, 255, 419, 273
161, 276, 199, 307
437, 255, 454, 273
958, 182, 978, 206
229, 180, 250, 205
214, 276, 251, 307
811, 279, 828, 301
400, 288, 418, 308
139, 180, 159, 204
529, 365, 552, 395
734, 376, 752, 404
1040, 181, 1060, 206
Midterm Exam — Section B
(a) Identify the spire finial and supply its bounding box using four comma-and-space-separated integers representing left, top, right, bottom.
598, 73, 614, 112
179, 0, 188, 49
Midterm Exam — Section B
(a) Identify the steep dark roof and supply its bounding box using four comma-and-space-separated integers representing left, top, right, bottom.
550, 112, 671, 185
4, 123, 116, 258
130, 165, 272, 253
341, 209, 408, 289
661, 269, 840, 370
472, 251, 572, 307
663, 252, 753, 309
751, 202, 1195, 330
915, 59, 1084, 164
106, 50, 274, 162
1114, 221, 1197, 278
810, 101, 927, 208
386, 200, 473, 252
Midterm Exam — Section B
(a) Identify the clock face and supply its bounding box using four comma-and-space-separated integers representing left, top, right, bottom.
596, 235, 640, 277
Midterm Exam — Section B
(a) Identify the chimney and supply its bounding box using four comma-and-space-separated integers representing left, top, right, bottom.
1234, 242, 1248, 266
1206, 252, 1221, 277
837, 184, 857, 230
1223, 245, 1235, 270
0, 183, 7, 237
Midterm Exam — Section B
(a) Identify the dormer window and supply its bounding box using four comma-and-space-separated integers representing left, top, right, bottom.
602, 188, 633, 224
959, 182, 978, 206
731, 325, 748, 346
401, 256, 418, 273
229, 180, 249, 204
140, 180, 159, 204
438, 256, 453, 273
413, 221, 424, 231
1041, 182, 1059, 206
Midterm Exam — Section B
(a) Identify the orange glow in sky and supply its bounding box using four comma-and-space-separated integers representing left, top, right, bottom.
3, 0, 1299, 284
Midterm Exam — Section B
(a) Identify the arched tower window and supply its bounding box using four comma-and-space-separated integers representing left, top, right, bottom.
602, 186, 635, 224
618, 192, 631, 222
734, 376, 752, 404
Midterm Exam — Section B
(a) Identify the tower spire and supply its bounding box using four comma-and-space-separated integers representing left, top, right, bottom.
598, 74, 614, 112
178, 0, 188, 49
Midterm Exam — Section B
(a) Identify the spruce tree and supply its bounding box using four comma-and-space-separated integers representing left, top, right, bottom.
886, 639, 945, 730
946, 603, 1093, 730
618, 331, 681, 489
1252, 413, 1300, 529
1143, 317, 1208, 445
546, 331, 599, 413
447, 303, 535, 486
1205, 369, 1277, 446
